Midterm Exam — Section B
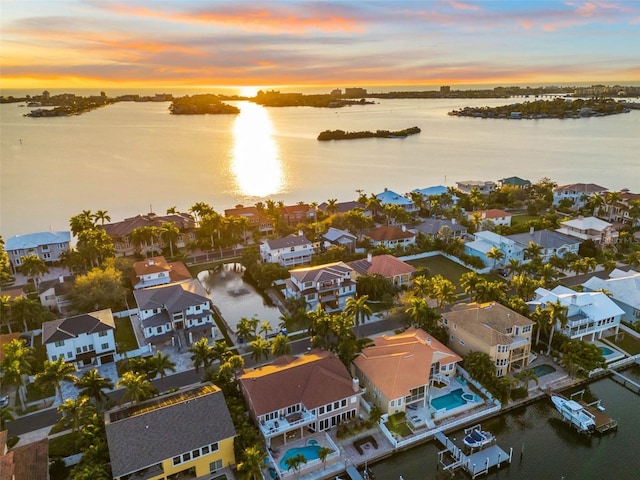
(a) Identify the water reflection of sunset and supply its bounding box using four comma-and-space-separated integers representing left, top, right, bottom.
231, 101, 283, 197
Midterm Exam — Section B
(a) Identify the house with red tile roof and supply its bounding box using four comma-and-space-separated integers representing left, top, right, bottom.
239, 350, 361, 450
467, 209, 512, 228
364, 225, 416, 249
348, 253, 416, 288
352, 327, 461, 415
224, 204, 275, 235
130, 256, 192, 289
1, 432, 49, 480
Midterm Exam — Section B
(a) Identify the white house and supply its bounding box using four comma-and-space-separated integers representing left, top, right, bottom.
467, 209, 512, 228
552, 183, 608, 208
130, 256, 192, 290
583, 269, 640, 324
556, 216, 618, 245
528, 286, 624, 342
5, 231, 71, 271
456, 180, 496, 195
134, 280, 216, 344
38, 275, 75, 315
260, 233, 314, 267
464, 231, 524, 268
284, 262, 357, 312
42, 309, 116, 366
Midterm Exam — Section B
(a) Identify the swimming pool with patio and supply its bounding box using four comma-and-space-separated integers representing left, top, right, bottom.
279, 445, 322, 470
430, 387, 479, 415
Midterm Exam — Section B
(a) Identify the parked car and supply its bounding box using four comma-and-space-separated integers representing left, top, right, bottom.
0, 395, 9, 408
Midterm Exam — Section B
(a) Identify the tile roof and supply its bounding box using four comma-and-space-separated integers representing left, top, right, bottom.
105, 385, 235, 479
239, 350, 358, 416
42, 309, 115, 344
290, 262, 354, 284
133, 280, 210, 313
318, 201, 365, 214
5, 231, 70, 251
10, 438, 49, 480
353, 327, 461, 400
101, 212, 195, 238
468, 209, 511, 219
443, 302, 534, 347
348, 254, 415, 278
412, 219, 467, 236
131, 256, 192, 287
412, 185, 448, 197
365, 226, 415, 241
264, 234, 311, 250
554, 183, 608, 193
376, 188, 413, 206
583, 270, 640, 309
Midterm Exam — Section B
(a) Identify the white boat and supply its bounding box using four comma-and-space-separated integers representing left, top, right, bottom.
463, 428, 494, 448
551, 395, 596, 433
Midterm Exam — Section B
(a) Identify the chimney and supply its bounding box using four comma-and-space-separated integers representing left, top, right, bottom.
148, 258, 155, 265
367, 253, 372, 263
352, 377, 360, 392
426, 337, 432, 345
402, 225, 406, 232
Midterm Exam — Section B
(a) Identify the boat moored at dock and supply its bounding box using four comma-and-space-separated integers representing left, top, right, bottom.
550, 395, 596, 434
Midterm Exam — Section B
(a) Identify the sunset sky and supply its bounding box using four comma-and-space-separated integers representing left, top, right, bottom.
1, 0, 639, 92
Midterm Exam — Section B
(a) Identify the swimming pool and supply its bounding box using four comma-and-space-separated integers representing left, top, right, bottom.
600, 346, 614, 356
279, 445, 321, 470
528, 364, 556, 377
431, 388, 467, 411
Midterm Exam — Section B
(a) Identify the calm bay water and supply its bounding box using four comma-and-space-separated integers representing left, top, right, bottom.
370, 367, 640, 480
1, 97, 639, 238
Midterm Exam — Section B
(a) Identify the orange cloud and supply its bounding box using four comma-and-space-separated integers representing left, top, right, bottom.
448, 1, 481, 11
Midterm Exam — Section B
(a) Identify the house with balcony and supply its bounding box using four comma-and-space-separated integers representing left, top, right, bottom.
352, 327, 461, 415
5, 231, 71, 272
101, 212, 196, 257
442, 302, 535, 377
583, 269, 640, 324
552, 183, 608, 208
467, 209, 512, 229
105, 384, 236, 480
529, 286, 624, 342
284, 262, 356, 312
38, 275, 75, 315
239, 350, 360, 450
456, 180, 496, 195
376, 187, 417, 214
601, 190, 640, 227
42, 309, 116, 367
507, 229, 582, 263
498, 176, 531, 189
348, 253, 416, 288
133, 280, 215, 344
260, 233, 314, 267
556, 216, 618, 245
130, 256, 192, 290
364, 225, 416, 250
464, 231, 524, 269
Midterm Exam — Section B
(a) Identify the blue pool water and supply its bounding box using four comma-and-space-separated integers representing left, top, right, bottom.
528, 364, 557, 377
279, 445, 322, 470
431, 388, 466, 411
600, 346, 614, 356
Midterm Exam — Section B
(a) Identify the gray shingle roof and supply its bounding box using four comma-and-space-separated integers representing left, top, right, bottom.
42, 309, 114, 344
5, 231, 70, 251
105, 385, 235, 478
264, 234, 311, 250
134, 282, 209, 313
507, 229, 581, 249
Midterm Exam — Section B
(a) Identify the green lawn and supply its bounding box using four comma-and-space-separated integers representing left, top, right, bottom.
48, 431, 83, 458
114, 317, 139, 351
605, 331, 640, 355
406, 255, 472, 293
511, 214, 538, 227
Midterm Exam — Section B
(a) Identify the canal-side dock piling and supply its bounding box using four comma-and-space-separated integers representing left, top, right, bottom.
434, 431, 512, 478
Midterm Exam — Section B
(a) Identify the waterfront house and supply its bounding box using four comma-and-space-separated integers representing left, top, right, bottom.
0, 432, 49, 480
376, 187, 417, 213
552, 183, 608, 208
456, 180, 496, 195
412, 218, 467, 241
105, 384, 236, 480
101, 212, 196, 257
498, 176, 531, 189
5, 231, 71, 272
352, 327, 461, 414
42, 309, 116, 367
284, 262, 356, 312
467, 209, 512, 229
239, 350, 361, 448
412, 185, 459, 205
464, 231, 524, 268
600, 190, 640, 227
260, 232, 314, 267
318, 200, 367, 215
133, 279, 215, 345
38, 275, 75, 315
529, 286, 624, 342
507, 229, 581, 263
130, 255, 192, 290
442, 302, 535, 377
322, 227, 357, 252
225, 204, 275, 235
364, 225, 416, 250
556, 215, 618, 245
348, 253, 416, 288
583, 269, 640, 324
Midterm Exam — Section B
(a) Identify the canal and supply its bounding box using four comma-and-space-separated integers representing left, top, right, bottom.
369, 365, 640, 480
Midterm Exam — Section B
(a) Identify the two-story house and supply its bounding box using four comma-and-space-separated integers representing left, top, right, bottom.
260, 233, 314, 267
364, 225, 416, 250
552, 183, 608, 208
284, 262, 356, 312
464, 231, 524, 268
529, 286, 624, 342
348, 253, 416, 289
556, 216, 618, 245
508, 229, 581, 263
376, 188, 417, 213
352, 327, 461, 415
133, 280, 215, 344
5, 231, 71, 272
322, 227, 357, 252
442, 302, 535, 377
239, 350, 359, 453
412, 185, 459, 206
225, 204, 275, 235
583, 269, 640, 324
38, 275, 75, 315
106, 384, 236, 480
130, 256, 192, 290
467, 209, 512, 229
42, 309, 116, 366
412, 218, 467, 242
456, 180, 496, 195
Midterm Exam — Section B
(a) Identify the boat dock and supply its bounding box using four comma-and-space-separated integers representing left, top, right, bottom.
434, 431, 512, 479
571, 391, 618, 434
345, 465, 364, 480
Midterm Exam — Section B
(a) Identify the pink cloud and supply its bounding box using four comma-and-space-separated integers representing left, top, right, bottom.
448, 0, 481, 11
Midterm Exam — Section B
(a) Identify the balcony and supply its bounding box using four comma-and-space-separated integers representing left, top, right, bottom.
260, 409, 317, 438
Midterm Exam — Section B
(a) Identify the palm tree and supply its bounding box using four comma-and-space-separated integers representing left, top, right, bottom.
34, 357, 77, 404
146, 350, 176, 392
505, 258, 522, 277
250, 336, 271, 363
405, 296, 429, 327
524, 241, 543, 261
285, 453, 307, 480
486, 246, 505, 270
160, 221, 180, 258
344, 295, 372, 337
10, 296, 50, 332
211, 340, 231, 364
0, 405, 15, 430
189, 337, 214, 373
19, 254, 48, 293
271, 334, 292, 356
430, 275, 457, 311
93, 210, 111, 225
0, 295, 12, 333
57, 396, 90, 432
326, 198, 339, 215
546, 300, 569, 356
75, 368, 114, 412
259, 320, 273, 338
0, 338, 34, 410
117, 371, 156, 405
515, 369, 539, 390
236, 317, 258, 343
317, 447, 333, 470
239, 445, 266, 480
460, 271, 482, 297
166, 206, 178, 214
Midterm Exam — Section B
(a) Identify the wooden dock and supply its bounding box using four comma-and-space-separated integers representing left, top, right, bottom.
434, 431, 512, 478
570, 390, 618, 434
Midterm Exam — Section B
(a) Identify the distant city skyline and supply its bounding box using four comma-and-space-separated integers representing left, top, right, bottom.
1, 1, 639, 92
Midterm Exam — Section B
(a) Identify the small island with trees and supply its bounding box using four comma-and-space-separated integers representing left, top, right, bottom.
169, 94, 240, 115
317, 126, 421, 141
448, 97, 633, 119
